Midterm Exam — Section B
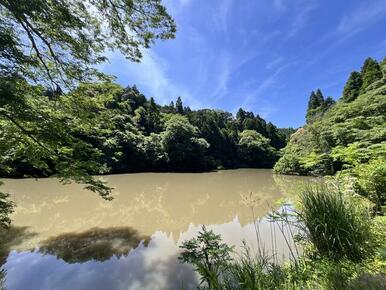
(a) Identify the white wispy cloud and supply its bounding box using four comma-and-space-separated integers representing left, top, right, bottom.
179, 0, 191, 7
237, 65, 288, 118
266, 56, 285, 70
337, 0, 386, 36
303, 0, 386, 67
101, 50, 201, 108
286, 0, 318, 38
212, 0, 233, 32
211, 53, 231, 100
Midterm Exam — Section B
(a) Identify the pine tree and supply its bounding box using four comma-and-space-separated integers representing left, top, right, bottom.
360, 58, 382, 91
146, 97, 161, 133
306, 90, 325, 124
175, 96, 184, 114
323, 96, 335, 109
315, 89, 324, 105
169, 101, 175, 113
342, 71, 362, 102
236, 108, 246, 130
307, 91, 319, 110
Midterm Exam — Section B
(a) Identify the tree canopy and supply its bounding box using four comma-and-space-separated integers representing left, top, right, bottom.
342, 71, 362, 102
306, 89, 335, 124
360, 57, 382, 92
0, 0, 176, 88
1, 85, 290, 177
0, 0, 176, 199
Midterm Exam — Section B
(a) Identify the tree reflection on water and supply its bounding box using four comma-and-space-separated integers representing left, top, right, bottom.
38, 227, 150, 263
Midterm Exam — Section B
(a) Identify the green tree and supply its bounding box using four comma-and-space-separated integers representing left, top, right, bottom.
306, 90, 324, 123
0, 0, 176, 87
119, 85, 147, 110
179, 226, 233, 289
145, 97, 162, 133
360, 57, 382, 91
0, 78, 118, 198
133, 106, 147, 132
307, 89, 324, 110
0, 0, 176, 202
315, 89, 324, 105
161, 115, 209, 171
266, 122, 286, 149
322, 96, 335, 110
238, 130, 277, 168
175, 96, 184, 114
236, 108, 246, 130
342, 71, 362, 102
307, 91, 319, 110
141, 133, 167, 169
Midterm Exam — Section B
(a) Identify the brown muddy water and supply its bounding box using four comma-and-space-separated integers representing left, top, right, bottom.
0, 169, 313, 290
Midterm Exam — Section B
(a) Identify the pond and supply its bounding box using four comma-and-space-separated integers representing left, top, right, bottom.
0, 169, 313, 290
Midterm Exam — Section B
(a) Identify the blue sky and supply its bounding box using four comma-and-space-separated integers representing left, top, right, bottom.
101, 0, 386, 128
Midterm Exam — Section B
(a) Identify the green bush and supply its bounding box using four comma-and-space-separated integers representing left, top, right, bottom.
298, 183, 376, 262
353, 159, 386, 212
179, 226, 233, 289
179, 227, 306, 290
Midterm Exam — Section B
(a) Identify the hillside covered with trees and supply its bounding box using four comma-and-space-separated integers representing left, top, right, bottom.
274, 56, 386, 177
0, 78, 292, 179
274, 56, 386, 212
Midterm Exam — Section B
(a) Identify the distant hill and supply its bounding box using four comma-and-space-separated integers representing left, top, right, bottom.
274, 56, 386, 176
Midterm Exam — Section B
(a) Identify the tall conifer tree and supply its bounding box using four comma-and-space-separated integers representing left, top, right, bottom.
342, 71, 362, 102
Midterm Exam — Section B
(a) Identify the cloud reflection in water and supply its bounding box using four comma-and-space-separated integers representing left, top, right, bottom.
2, 214, 295, 290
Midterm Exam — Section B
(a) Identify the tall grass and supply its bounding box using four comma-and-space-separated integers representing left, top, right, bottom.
179, 180, 383, 289
298, 183, 375, 262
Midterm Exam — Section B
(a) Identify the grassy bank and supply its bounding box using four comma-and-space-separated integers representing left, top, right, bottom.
179, 178, 386, 289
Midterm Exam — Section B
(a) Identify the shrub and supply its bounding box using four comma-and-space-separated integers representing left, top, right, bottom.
353, 159, 386, 213
298, 183, 376, 262
179, 226, 233, 289
179, 227, 306, 290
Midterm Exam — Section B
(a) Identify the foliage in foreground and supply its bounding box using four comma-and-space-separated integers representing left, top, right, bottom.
179, 181, 385, 289
0, 182, 14, 230
298, 182, 376, 262
0, 0, 176, 87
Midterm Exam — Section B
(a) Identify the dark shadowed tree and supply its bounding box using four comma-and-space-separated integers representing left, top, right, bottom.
342, 71, 362, 102
145, 97, 162, 133
323, 96, 335, 109
315, 89, 324, 105
360, 58, 382, 91
175, 96, 184, 114
307, 91, 319, 110
236, 108, 246, 130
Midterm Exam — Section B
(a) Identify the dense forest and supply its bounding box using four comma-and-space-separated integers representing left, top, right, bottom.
0, 78, 292, 177
274, 56, 386, 177
274, 56, 386, 211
